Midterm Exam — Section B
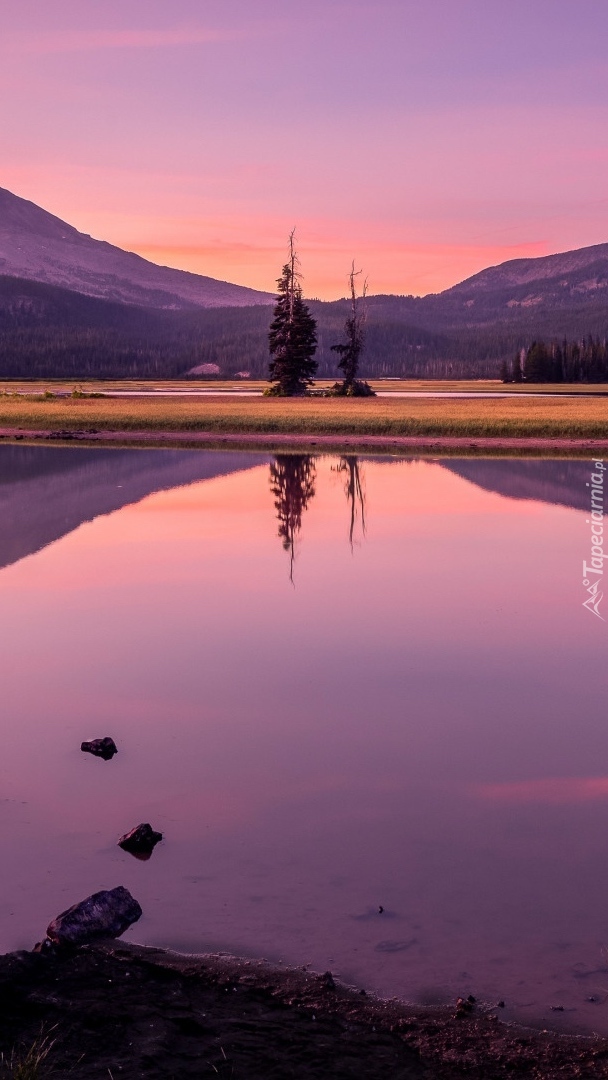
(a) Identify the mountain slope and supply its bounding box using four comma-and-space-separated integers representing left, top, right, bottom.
0, 187, 272, 309
448, 243, 608, 292
367, 243, 608, 330
1, 186, 608, 377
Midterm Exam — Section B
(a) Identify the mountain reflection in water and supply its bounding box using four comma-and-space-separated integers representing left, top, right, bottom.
440, 458, 591, 513
0, 447, 590, 576
0, 445, 268, 571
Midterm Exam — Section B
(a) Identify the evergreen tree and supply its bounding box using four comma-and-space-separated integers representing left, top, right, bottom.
267, 232, 318, 395
553, 343, 565, 383
330, 263, 375, 396
524, 341, 551, 382
512, 351, 523, 382
499, 359, 512, 382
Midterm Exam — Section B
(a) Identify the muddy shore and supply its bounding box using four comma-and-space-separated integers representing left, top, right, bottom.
1, 425, 608, 456
2, 943, 608, 1079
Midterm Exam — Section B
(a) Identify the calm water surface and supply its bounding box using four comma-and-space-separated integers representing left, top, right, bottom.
0, 446, 606, 1033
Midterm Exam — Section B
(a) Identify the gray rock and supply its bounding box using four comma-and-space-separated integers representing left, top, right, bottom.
44, 886, 142, 948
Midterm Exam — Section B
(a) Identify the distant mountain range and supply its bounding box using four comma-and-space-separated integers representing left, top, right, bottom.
0, 187, 272, 309
367, 243, 608, 331
1, 186, 607, 378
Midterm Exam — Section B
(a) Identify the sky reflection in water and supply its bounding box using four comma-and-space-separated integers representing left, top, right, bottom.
0, 447, 606, 1033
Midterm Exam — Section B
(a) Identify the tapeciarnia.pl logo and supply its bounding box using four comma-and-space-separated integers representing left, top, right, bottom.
582, 460, 605, 619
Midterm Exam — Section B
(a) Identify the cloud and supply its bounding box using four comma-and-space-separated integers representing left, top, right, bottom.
475, 777, 608, 804
3, 27, 232, 54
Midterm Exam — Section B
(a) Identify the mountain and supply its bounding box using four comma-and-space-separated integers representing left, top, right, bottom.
448, 243, 608, 293
365, 243, 608, 331
0, 187, 272, 309
0, 444, 268, 572
1, 185, 608, 378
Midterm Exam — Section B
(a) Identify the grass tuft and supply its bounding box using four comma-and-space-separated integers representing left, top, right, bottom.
0, 1030, 57, 1080
208, 1047, 235, 1078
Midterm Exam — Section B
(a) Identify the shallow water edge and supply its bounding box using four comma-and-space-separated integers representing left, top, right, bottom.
2, 941, 608, 1079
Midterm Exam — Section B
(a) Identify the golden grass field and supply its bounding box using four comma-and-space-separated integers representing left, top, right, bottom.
0, 385, 607, 438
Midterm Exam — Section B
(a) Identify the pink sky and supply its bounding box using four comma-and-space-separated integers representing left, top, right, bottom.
2, 0, 608, 298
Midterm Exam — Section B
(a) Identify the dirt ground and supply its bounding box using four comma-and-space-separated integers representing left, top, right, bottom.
2, 944, 608, 1079
1, 425, 608, 456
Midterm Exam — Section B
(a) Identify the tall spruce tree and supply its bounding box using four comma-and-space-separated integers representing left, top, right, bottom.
499, 359, 512, 382
524, 341, 551, 382
330, 263, 375, 396
267, 232, 318, 395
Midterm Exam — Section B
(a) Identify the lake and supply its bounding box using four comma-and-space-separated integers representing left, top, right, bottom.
0, 445, 606, 1033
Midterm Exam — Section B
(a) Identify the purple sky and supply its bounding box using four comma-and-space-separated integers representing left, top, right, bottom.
2, 0, 608, 297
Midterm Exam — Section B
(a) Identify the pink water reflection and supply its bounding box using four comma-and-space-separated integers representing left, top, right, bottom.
477, 777, 608, 803
0, 452, 606, 1032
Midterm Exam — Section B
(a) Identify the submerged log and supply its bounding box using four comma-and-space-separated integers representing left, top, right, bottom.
42, 886, 142, 949
81, 737, 118, 760
118, 823, 163, 860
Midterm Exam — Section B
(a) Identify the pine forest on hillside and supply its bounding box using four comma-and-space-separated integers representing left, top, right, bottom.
2, 274, 608, 381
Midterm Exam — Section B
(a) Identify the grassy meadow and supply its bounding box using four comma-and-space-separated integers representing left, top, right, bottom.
0, 384, 607, 438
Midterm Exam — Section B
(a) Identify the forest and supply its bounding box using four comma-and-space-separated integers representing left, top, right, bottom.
502, 338, 608, 383
1, 274, 608, 380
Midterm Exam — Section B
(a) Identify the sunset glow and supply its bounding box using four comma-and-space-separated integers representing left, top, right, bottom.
3, 0, 608, 297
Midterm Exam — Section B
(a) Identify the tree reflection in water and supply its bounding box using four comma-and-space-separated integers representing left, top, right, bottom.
269, 455, 317, 581
335, 456, 366, 548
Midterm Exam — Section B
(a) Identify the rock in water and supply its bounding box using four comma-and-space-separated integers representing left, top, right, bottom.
45, 886, 142, 947
81, 737, 118, 760
118, 823, 163, 860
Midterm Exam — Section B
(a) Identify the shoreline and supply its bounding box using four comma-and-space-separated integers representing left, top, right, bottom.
2, 942, 608, 1078
2, 425, 608, 456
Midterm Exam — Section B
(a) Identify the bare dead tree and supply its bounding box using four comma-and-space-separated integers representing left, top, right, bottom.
334, 455, 366, 548
288, 228, 298, 321
330, 263, 375, 396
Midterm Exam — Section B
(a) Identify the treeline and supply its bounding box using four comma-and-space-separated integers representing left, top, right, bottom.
5, 274, 608, 380
501, 338, 608, 383
0, 304, 500, 379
